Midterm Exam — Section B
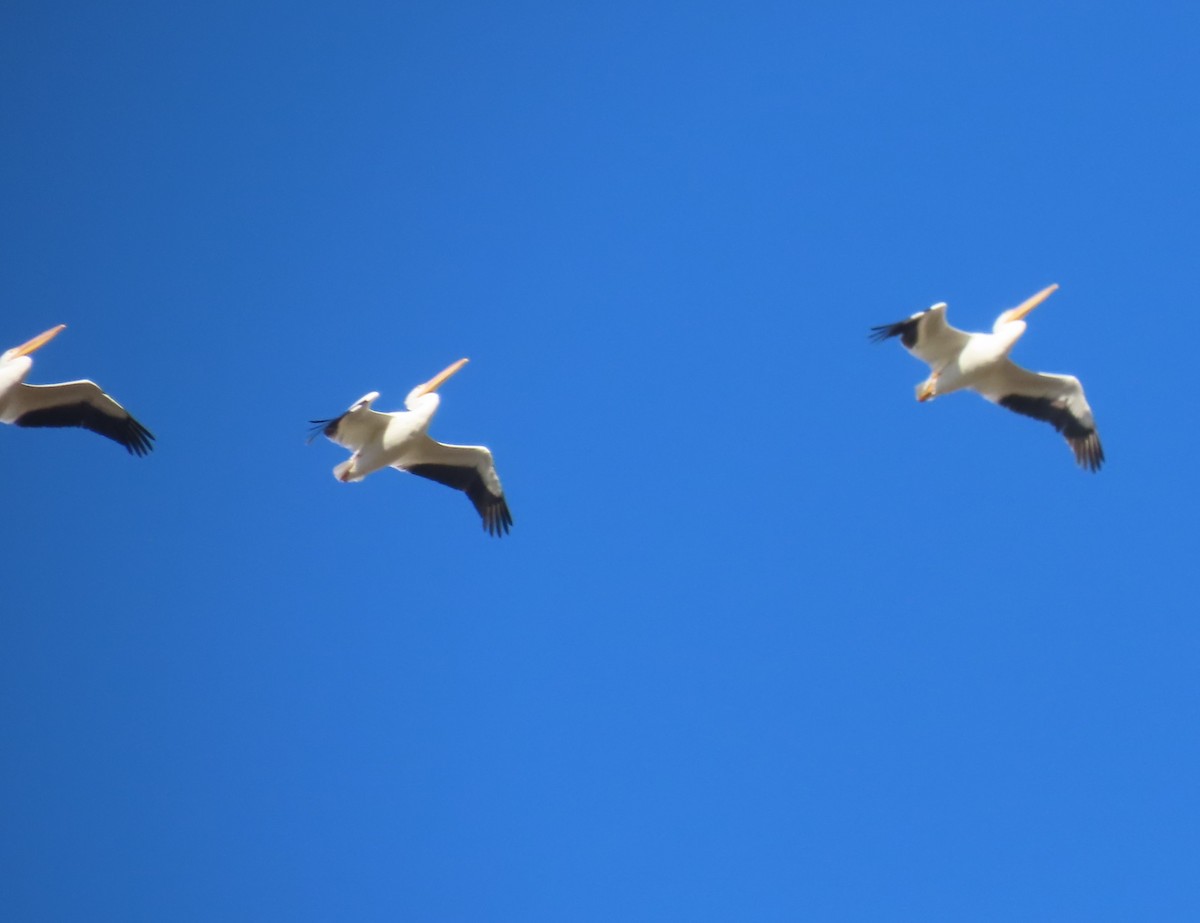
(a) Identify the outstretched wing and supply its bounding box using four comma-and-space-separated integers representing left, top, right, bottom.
4, 381, 154, 455
870, 303, 972, 369
398, 436, 513, 536
975, 361, 1104, 471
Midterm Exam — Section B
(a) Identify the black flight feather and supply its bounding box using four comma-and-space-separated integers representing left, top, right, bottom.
406, 463, 513, 537
16, 403, 155, 456
997, 394, 1105, 472
868, 316, 922, 349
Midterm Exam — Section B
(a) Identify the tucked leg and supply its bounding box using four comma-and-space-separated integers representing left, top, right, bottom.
916, 371, 939, 402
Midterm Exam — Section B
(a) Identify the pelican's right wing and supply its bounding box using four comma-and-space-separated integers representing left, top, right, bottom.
5, 380, 154, 455
975, 361, 1104, 472
397, 436, 513, 537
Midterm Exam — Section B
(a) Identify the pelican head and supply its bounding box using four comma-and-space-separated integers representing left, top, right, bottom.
404, 358, 470, 411
412, 358, 469, 399
2, 324, 66, 364
993, 284, 1058, 333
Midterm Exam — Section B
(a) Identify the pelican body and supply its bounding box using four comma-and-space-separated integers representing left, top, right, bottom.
311, 359, 513, 536
871, 284, 1104, 471
0, 324, 154, 455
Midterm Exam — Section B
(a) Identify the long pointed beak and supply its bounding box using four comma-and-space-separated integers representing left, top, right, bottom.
1008, 283, 1059, 322
414, 357, 469, 397
11, 324, 66, 358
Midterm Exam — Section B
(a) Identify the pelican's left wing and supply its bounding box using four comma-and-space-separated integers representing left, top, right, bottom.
870, 303, 971, 370
3, 381, 155, 455
398, 437, 513, 536
309, 396, 391, 452
976, 361, 1104, 471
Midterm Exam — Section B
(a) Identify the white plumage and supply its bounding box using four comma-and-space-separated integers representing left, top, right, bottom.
0, 324, 154, 456
310, 358, 513, 536
871, 284, 1104, 471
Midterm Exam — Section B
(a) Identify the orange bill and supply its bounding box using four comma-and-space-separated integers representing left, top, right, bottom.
415, 358, 469, 397
1008, 284, 1059, 322
12, 324, 66, 358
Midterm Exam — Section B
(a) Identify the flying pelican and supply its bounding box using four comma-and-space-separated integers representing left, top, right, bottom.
870, 284, 1104, 471
0, 324, 154, 456
310, 358, 513, 536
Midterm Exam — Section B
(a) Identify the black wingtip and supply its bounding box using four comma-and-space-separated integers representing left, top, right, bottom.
126, 420, 155, 456
869, 317, 920, 348
489, 496, 513, 536
482, 499, 513, 537
306, 418, 335, 445
1072, 433, 1105, 473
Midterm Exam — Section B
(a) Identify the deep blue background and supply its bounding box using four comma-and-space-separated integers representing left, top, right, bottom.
3, 2, 1198, 919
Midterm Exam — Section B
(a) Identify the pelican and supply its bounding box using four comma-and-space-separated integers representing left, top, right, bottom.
310, 358, 513, 536
0, 324, 154, 456
870, 284, 1104, 471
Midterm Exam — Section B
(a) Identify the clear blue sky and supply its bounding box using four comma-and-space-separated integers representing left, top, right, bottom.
3, 1, 1199, 919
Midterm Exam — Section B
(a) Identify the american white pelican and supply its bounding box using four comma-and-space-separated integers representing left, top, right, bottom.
310, 358, 513, 536
870, 284, 1104, 471
0, 324, 154, 456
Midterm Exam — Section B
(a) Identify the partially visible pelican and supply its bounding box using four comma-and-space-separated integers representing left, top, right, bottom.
310, 358, 513, 536
871, 284, 1104, 471
0, 324, 154, 456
